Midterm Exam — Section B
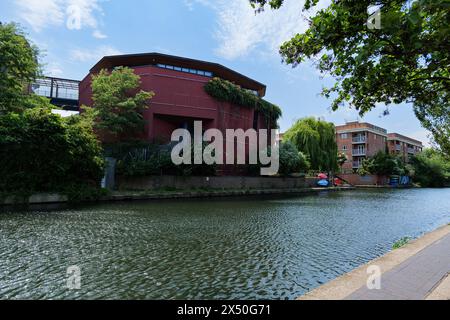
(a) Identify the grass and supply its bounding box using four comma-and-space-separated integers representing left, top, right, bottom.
392, 237, 411, 249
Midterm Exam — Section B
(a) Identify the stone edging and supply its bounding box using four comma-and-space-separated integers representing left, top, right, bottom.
298, 223, 450, 300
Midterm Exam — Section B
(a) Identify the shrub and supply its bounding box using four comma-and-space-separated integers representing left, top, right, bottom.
279, 141, 310, 176
115, 142, 217, 177
357, 151, 406, 176
409, 149, 450, 187
0, 108, 105, 196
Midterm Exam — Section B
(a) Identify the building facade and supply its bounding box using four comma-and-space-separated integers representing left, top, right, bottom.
336, 121, 423, 173
79, 52, 271, 144
387, 133, 423, 163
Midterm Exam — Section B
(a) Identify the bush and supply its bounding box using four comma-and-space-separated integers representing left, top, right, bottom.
115, 142, 217, 177
246, 142, 310, 176
357, 151, 406, 176
409, 149, 450, 187
0, 108, 105, 196
279, 141, 310, 176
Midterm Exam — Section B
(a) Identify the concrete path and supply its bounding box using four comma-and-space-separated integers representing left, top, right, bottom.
346, 232, 450, 300
299, 224, 450, 300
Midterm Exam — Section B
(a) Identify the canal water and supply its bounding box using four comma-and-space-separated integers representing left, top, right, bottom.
1, 188, 449, 300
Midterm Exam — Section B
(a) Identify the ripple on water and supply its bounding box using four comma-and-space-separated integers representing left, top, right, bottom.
0, 188, 449, 299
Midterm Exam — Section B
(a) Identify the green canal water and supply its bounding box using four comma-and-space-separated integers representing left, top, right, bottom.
1, 188, 449, 300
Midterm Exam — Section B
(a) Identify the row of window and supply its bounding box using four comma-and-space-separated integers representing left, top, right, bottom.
340, 132, 387, 141
155, 64, 213, 77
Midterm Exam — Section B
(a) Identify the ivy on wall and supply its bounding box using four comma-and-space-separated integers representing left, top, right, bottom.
204, 77, 282, 128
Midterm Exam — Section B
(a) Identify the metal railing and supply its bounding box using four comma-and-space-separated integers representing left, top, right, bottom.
352, 149, 366, 156
352, 136, 366, 143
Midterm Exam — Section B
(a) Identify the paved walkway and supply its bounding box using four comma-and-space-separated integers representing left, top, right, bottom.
298, 224, 450, 300
346, 232, 450, 300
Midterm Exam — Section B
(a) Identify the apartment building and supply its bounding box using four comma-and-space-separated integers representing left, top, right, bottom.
387, 133, 423, 163
336, 121, 423, 173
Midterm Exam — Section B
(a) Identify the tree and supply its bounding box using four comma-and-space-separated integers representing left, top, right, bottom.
409, 149, 450, 187
0, 23, 52, 113
278, 141, 310, 176
249, 0, 450, 156
284, 117, 338, 171
357, 151, 406, 176
0, 108, 104, 195
83, 67, 154, 139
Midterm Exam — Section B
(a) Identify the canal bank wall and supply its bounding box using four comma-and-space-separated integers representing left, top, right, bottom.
115, 175, 320, 191
1, 186, 355, 205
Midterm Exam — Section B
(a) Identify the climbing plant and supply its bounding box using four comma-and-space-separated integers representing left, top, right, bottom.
204, 77, 282, 128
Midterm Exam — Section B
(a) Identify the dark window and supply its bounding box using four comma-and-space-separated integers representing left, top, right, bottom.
155, 64, 213, 77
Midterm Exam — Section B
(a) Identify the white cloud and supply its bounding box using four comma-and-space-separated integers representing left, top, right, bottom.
187, 0, 330, 60
15, 0, 105, 33
92, 30, 108, 39
45, 62, 64, 77
70, 45, 122, 62
16, 0, 65, 32
406, 129, 432, 147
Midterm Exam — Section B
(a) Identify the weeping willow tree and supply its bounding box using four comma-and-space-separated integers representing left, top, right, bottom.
284, 117, 338, 171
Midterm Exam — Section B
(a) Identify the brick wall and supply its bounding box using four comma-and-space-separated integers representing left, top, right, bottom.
338, 174, 389, 186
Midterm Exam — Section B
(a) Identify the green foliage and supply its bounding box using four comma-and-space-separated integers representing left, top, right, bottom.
409, 149, 450, 187
0, 108, 105, 196
358, 151, 406, 176
337, 152, 347, 167
83, 67, 154, 139
278, 141, 310, 176
392, 237, 410, 249
116, 142, 217, 177
284, 117, 338, 171
250, 0, 450, 156
0, 23, 54, 113
204, 77, 282, 128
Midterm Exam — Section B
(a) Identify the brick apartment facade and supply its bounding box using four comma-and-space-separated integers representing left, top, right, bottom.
387, 133, 423, 163
335, 121, 423, 173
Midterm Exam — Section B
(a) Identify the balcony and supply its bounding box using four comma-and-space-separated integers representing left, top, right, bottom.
352, 148, 366, 156
352, 136, 367, 144
408, 147, 415, 154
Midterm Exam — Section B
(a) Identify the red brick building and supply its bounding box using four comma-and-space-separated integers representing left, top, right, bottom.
79, 53, 271, 143
335, 121, 423, 173
387, 133, 423, 163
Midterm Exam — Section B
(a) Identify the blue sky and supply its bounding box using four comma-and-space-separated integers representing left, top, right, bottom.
0, 0, 431, 145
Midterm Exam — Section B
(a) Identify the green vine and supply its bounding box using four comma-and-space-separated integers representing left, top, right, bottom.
204, 77, 281, 128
